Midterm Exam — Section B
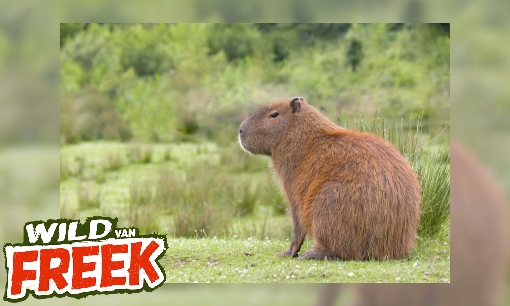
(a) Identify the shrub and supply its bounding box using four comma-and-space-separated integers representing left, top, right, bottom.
60, 88, 132, 143
119, 24, 175, 77
207, 24, 260, 62
176, 107, 200, 135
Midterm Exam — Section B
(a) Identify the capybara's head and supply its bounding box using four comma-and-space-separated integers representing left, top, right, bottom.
238, 97, 305, 156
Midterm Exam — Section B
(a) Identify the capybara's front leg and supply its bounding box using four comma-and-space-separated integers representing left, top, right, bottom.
280, 210, 306, 257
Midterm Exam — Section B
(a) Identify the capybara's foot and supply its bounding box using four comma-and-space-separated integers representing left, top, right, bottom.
298, 249, 336, 260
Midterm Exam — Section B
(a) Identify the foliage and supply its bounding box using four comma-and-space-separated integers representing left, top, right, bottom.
60, 23, 86, 46
60, 88, 132, 144
60, 23, 449, 144
207, 24, 260, 62
119, 24, 175, 77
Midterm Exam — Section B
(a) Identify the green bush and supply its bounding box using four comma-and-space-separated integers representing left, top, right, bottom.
60, 88, 132, 144
60, 23, 449, 144
207, 24, 260, 62
119, 24, 175, 77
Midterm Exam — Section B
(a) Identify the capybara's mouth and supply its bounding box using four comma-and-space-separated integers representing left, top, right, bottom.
238, 132, 252, 155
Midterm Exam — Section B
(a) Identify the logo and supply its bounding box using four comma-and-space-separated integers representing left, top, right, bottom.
3, 217, 167, 302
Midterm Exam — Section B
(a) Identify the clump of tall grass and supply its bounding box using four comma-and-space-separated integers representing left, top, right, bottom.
156, 168, 179, 209
341, 114, 450, 238
233, 182, 258, 217
77, 181, 102, 209
414, 143, 450, 237
162, 147, 172, 162
257, 178, 287, 215
93, 169, 106, 184
229, 210, 293, 240
220, 144, 267, 173
160, 162, 235, 238
60, 156, 71, 182
74, 155, 86, 178
60, 196, 79, 219
129, 178, 160, 234
105, 152, 125, 171
128, 143, 153, 164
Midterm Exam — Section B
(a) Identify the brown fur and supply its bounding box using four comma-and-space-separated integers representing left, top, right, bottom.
238, 97, 421, 260
315, 142, 509, 306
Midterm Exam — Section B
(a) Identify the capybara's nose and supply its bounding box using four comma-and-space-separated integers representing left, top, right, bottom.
239, 129, 244, 135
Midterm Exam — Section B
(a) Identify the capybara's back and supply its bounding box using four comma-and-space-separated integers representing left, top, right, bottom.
306, 128, 421, 260
239, 97, 421, 260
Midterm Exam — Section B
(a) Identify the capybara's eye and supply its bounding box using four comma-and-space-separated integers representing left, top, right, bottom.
269, 112, 279, 118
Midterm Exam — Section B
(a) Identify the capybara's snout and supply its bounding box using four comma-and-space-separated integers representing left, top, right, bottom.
238, 119, 250, 153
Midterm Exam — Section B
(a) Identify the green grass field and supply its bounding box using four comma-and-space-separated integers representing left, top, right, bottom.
161, 235, 449, 283
60, 140, 450, 284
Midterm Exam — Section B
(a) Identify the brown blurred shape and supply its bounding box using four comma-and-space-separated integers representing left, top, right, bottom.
316, 141, 509, 306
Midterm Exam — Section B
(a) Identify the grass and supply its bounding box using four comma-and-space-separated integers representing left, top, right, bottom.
106, 152, 126, 171
171, 163, 236, 238
234, 182, 258, 217
162, 147, 172, 162
77, 181, 102, 209
416, 144, 450, 237
129, 178, 160, 234
128, 143, 153, 164
60, 155, 71, 181
161, 229, 450, 283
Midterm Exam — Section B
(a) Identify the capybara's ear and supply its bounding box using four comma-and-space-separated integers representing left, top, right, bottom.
290, 97, 303, 113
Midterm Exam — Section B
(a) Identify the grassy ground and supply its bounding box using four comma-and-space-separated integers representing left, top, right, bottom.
60, 141, 450, 284
161, 232, 450, 283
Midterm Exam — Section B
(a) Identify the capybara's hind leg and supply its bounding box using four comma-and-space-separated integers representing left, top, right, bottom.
298, 248, 336, 260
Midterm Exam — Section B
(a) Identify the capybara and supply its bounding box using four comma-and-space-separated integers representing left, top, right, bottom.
314, 142, 509, 306
238, 97, 421, 260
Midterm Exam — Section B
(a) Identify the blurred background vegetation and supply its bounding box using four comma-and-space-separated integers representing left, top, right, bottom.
60, 23, 450, 243
60, 23, 450, 145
